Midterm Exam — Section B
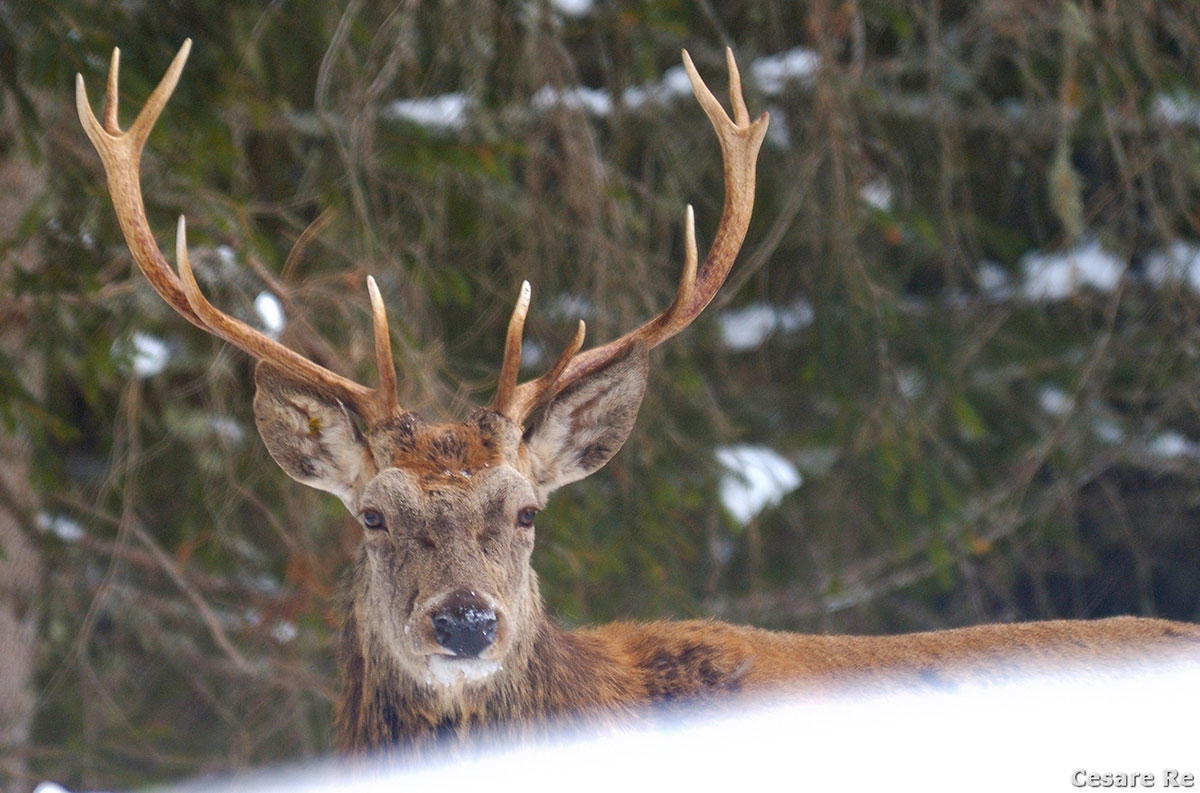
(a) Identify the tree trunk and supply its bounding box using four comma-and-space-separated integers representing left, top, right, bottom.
0, 144, 46, 793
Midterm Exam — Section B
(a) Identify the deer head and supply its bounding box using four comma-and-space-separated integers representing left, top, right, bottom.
78, 41, 768, 688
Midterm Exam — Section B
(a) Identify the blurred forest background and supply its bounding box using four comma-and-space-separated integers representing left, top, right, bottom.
4, 0, 1200, 789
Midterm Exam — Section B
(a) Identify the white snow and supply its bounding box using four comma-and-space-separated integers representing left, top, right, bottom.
254, 291, 286, 338
249, 574, 280, 595
1092, 417, 1125, 444
532, 85, 613, 116
1019, 238, 1124, 301
662, 65, 694, 101
34, 782, 114, 793
116, 331, 170, 378
36, 512, 85, 543
271, 621, 298, 644
657, 64, 695, 100
1147, 430, 1200, 459
1144, 240, 1200, 292
1037, 385, 1073, 417
978, 260, 1013, 299
547, 292, 596, 321
550, 0, 593, 16
519, 339, 546, 369
207, 415, 245, 444
622, 65, 694, 111
985, 237, 1200, 302
763, 105, 790, 147
715, 444, 802, 525
718, 300, 813, 352
426, 656, 501, 687
859, 180, 893, 211
751, 47, 821, 94
136, 658, 1200, 793
719, 305, 777, 351
897, 369, 925, 399
1153, 92, 1200, 127
216, 244, 237, 268
385, 93, 470, 129
1000, 97, 1029, 122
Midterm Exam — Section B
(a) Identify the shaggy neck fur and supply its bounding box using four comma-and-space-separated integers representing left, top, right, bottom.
335, 574, 640, 754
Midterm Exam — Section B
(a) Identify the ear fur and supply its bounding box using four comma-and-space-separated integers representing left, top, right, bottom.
521, 341, 649, 499
252, 363, 376, 507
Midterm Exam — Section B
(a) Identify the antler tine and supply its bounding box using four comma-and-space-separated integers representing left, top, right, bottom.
490, 278, 590, 423
81, 42, 397, 424
367, 276, 401, 418
492, 281, 531, 417
725, 46, 751, 127
76, 40, 205, 331
495, 48, 768, 426
654, 204, 699, 332
103, 48, 120, 133
500, 319, 586, 423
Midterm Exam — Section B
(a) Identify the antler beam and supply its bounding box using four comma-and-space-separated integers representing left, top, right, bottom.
490, 48, 769, 424
77, 41, 401, 425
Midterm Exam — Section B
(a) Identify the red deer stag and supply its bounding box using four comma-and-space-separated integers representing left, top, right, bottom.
78, 40, 1200, 754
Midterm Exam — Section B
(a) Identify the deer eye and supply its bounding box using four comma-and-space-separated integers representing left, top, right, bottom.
516, 507, 538, 528
361, 508, 387, 531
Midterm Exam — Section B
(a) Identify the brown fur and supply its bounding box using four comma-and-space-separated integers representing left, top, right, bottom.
336, 597, 1200, 754
376, 411, 506, 489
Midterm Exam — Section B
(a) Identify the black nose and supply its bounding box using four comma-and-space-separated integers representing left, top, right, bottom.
430, 590, 498, 658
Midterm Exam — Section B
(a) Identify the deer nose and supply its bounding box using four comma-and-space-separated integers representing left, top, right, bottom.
430, 590, 498, 658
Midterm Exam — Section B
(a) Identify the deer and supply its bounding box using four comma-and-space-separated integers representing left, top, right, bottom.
77, 40, 1200, 755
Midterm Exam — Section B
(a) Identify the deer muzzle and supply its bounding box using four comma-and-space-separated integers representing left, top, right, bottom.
428, 589, 499, 658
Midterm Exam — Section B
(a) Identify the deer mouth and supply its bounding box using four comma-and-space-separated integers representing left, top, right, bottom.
425, 655, 502, 687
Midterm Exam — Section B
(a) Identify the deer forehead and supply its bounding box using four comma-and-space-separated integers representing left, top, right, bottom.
389, 421, 502, 483
367, 410, 525, 487
360, 412, 534, 510
364, 463, 534, 524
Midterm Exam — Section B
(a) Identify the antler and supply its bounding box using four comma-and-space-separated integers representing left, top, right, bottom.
490, 47, 769, 425
78, 41, 764, 429
77, 40, 401, 425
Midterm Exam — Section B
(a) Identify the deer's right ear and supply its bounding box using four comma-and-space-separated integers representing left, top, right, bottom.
252, 363, 377, 505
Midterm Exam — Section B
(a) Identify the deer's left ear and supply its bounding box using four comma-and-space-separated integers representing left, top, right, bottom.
520, 342, 649, 499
